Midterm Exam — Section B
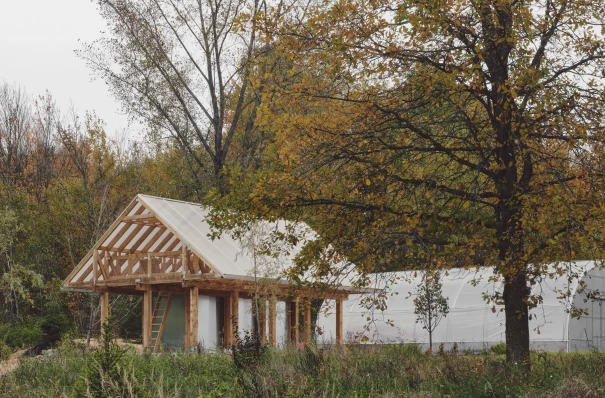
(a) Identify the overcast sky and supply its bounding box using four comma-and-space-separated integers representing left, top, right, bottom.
0, 0, 135, 138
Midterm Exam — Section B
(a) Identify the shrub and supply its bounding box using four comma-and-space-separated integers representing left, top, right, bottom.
403, 343, 423, 356
40, 300, 72, 345
231, 329, 268, 370
0, 340, 11, 361
0, 317, 43, 349
490, 342, 507, 355
80, 316, 128, 398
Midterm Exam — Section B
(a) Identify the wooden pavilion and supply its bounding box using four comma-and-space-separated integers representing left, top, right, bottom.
62, 195, 363, 351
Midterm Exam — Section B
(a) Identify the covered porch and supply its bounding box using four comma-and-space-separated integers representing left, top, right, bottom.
62, 195, 357, 350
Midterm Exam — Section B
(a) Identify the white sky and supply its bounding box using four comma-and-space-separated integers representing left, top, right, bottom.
0, 0, 136, 138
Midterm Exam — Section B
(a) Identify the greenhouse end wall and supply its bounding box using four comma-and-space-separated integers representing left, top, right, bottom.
317, 261, 605, 352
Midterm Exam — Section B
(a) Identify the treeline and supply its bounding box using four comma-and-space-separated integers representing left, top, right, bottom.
2, 0, 605, 370
0, 82, 209, 350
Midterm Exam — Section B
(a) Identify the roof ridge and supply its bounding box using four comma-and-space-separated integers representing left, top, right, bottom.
136, 194, 206, 208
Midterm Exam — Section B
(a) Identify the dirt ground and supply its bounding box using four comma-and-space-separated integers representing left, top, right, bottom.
0, 348, 27, 377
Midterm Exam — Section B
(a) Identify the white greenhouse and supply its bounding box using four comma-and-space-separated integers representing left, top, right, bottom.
318, 261, 605, 352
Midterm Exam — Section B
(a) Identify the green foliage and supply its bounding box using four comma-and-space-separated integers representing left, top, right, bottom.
40, 299, 72, 345
2, 347, 605, 397
0, 340, 11, 361
490, 343, 507, 356
231, 329, 269, 397
231, 329, 268, 370
80, 316, 127, 398
402, 343, 423, 357
414, 273, 450, 350
0, 317, 43, 349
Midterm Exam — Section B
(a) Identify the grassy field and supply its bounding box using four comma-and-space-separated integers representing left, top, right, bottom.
1, 340, 604, 398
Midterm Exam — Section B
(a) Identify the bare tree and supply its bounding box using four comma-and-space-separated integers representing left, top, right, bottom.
79, 0, 266, 195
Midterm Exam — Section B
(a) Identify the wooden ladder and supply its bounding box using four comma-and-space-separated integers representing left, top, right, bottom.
150, 292, 172, 353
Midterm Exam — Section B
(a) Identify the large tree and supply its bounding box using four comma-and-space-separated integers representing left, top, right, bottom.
80, 0, 268, 194
214, 0, 605, 367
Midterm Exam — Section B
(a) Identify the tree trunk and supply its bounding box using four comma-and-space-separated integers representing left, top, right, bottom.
503, 270, 530, 367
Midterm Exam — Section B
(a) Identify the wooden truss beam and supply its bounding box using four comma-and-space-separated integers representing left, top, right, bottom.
123, 214, 158, 222
109, 251, 182, 261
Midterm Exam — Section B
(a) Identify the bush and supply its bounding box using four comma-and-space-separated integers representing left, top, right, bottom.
40, 300, 72, 345
403, 342, 423, 356
0, 317, 43, 349
80, 316, 128, 398
0, 340, 12, 361
490, 342, 507, 355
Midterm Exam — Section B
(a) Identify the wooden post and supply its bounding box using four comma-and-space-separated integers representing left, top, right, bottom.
336, 299, 343, 346
147, 253, 152, 276
184, 291, 191, 348
92, 250, 99, 285
289, 300, 299, 344
100, 292, 109, 336
142, 289, 152, 349
303, 299, 312, 345
257, 297, 267, 345
268, 296, 277, 348
189, 286, 199, 348
223, 293, 233, 348
182, 244, 188, 276
231, 291, 239, 344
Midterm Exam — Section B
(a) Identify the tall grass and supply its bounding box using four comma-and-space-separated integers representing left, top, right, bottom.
1, 341, 605, 397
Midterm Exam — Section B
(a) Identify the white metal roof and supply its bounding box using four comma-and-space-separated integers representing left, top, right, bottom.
63, 194, 356, 288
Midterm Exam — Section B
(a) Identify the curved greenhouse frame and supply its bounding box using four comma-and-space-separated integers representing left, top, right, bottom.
318, 260, 605, 352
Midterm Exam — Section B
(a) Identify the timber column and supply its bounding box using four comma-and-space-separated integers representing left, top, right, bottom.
188, 286, 199, 348
289, 299, 299, 345
268, 296, 277, 348
224, 291, 239, 348
336, 299, 343, 345
142, 288, 152, 349
100, 292, 109, 336
303, 299, 312, 345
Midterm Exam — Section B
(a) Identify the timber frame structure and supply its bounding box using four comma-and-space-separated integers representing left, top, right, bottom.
62, 195, 364, 350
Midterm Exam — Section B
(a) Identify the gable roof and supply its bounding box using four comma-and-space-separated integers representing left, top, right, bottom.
62, 194, 358, 290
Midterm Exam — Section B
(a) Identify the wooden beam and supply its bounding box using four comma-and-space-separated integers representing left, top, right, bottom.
143, 289, 152, 349
192, 255, 200, 274
115, 224, 144, 252
289, 300, 299, 344
146, 231, 175, 254
184, 290, 190, 348
127, 225, 156, 253
223, 293, 232, 348
62, 197, 141, 286
139, 227, 167, 253
92, 250, 99, 285
189, 286, 199, 348
104, 222, 129, 251
95, 286, 143, 296
123, 213, 158, 221
181, 245, 188, 275
103, 272, 184, 286
257, 297, 267, 345
336, 299, 343, 346
303, 300, 311, 345
231, 291, 239, 345
100, 292, 109, 336
109, 251, 182, 261
268, 296, 277, 348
